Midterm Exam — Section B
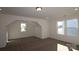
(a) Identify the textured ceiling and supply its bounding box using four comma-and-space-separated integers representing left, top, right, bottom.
0, 7, 79, 19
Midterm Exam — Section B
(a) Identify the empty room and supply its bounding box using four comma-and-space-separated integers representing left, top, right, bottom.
0, 7, 79, 51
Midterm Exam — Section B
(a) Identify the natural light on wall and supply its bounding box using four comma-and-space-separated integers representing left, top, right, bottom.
57, 44, 69, 51
57, 21, 64, 35
21, 23, 26, 32
57, 44, 78, 51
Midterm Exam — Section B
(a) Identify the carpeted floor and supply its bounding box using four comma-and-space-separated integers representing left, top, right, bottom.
0, 37, 72, 51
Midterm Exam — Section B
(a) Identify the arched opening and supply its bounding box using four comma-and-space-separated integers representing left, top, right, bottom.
6, 20, 42, 42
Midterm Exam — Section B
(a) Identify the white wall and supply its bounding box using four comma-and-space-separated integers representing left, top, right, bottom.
0, 14, 49, 48
49, 15, 79, 45
0, 27, 6, 47
0, 13, 79, 48
33, 22, 42, 38
7, 20, 42, 39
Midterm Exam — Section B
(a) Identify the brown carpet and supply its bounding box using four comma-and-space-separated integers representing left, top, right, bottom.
0, 37, 72, 51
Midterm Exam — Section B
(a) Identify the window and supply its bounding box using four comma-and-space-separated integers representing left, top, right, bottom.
66, 19, 78, 36
57, 19, 78, 36
57, 21, 64, 35
21, 23, 26, 32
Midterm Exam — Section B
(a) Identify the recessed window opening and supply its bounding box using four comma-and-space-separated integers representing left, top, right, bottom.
57, 21, 64, 35
21, 23, 27, 32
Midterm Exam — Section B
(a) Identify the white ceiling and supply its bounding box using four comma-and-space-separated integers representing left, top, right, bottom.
0, 7, 79, 19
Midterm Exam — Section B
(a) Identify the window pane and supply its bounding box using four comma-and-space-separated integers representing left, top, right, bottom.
67, 28, 78, 36
67, 19, 78, 36
21, 23, 26, 32
57, 21, 64, 35
67, 19, 78, 28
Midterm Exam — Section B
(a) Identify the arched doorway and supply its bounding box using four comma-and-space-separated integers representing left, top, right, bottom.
6, 20, 42, 42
